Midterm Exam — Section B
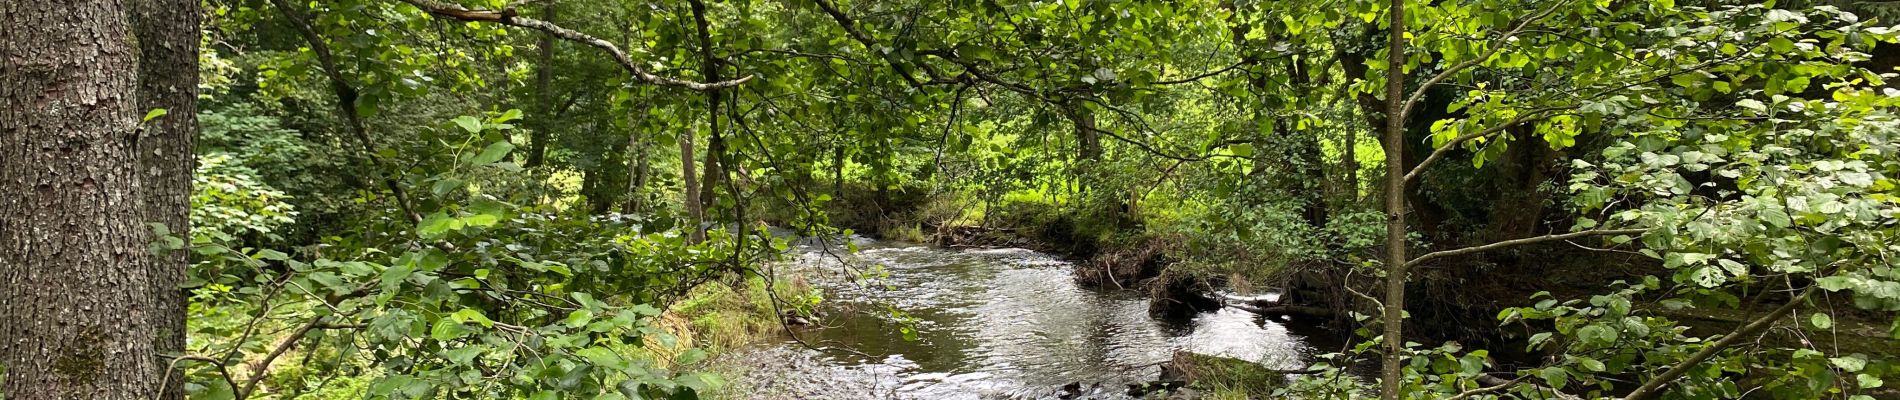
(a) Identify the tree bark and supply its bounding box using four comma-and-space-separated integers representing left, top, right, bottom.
1379, 0, 1413, 397
132, 0, 201, 398
1, 1, 165, 398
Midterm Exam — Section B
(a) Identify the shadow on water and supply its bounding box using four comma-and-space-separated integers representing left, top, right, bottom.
716, 239, 1350, 399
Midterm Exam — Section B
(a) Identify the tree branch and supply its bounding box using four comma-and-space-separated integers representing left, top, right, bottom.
236, 317, 326, 399
393, 0, 752, 90
811, 0, 926, 89
1445, 375, 1529, 400
1622, 284, 1817, 400
1406, 228, 1647, 268
267, 0, 421, 223
1402, 107, 1571, 184
1397, 1, 1566, 122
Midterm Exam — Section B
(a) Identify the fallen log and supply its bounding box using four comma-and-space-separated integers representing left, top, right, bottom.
1224, 301, 1334, 318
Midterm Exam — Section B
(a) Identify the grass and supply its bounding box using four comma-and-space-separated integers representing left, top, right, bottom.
1170, 352, 1288, 398
668, 275, 817, 352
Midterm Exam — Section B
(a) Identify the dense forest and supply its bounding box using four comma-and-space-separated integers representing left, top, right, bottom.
2, 0, 1898, 398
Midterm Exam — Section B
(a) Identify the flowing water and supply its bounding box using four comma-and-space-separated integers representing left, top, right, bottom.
717, 238, 1343, 399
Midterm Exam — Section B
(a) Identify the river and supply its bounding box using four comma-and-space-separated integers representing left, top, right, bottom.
715, 238, 1343, 399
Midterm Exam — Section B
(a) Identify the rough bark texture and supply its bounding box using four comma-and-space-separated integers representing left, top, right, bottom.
131, 0, 201, 398
1, 1, 164, 398
1379, 0, 1413, 396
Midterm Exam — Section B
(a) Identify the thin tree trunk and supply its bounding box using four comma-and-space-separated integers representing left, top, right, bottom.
266, 0, 420, 223
132, 0, 201, 398
1339, 44, 1383, 203
1, 1, 164, 398
621, 27, 649, 215
526, 2, 557, 168
1379, 0, 1413, 397
833, 143, 846, 199
625, 110, 651, 214
690, 0, 725, 227
682, 126, 704, 241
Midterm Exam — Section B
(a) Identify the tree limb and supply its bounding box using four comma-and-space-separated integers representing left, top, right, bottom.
1402, 107, 1572, 184
1446, 375, 1529, 400
267, 0, 421, 223
811, 0, 926, 89
1406, 228, 1647, 268
1622, 285, 1817, 400
393, 0, 752, 90
1396, 1, 1566, 123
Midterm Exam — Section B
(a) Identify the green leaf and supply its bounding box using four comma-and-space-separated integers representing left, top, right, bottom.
676, 348, 709, 365
1831, 355, 1867, 372
1540, 368, 1569, 390
470, 141, 516, 164
1816, 276, 1854, 292
575, 346, 626, 369
495, 108, 524, 123
143, 108, 169, 122
1578, 324, 1619, 345
431, 318, 468, 341
452, 115, 484, 133
1811, 313, 1833, 329
451, 308, 495, 328
430, 178, 464, 196
462, 212, 500, 227
417, 212, 463, 239
1858, 373, 1883, 388
1577, 357, 1606, 372
1760, 209, 1792, 228
380, 264, 415, 291
443, 346, 484, 365
564, 309, 594, 328
1230, 143, 1254, 157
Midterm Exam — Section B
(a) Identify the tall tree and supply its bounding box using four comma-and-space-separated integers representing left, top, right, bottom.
1377, 0, 1413, 396
131, 0, 201, 398
0, 0, 164, 398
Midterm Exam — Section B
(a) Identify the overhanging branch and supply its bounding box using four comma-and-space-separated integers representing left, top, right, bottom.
394, 0, 752, 90
1407, 228, 1647, 268
1402, 107, 1572, 184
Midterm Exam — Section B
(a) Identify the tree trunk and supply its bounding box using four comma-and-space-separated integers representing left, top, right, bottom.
525, 2, 557, 168
1, 2, 165, 398
690, 0, 725, 227
1339, 44, 1383, 203
132, 0, 201, 398
624, 111, 651, 214
266, 0, 419, 223
681, 126, 704, 241
1379, 0, 1413, 397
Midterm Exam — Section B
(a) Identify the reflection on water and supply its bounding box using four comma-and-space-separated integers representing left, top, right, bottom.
719, 241, 1338, 399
